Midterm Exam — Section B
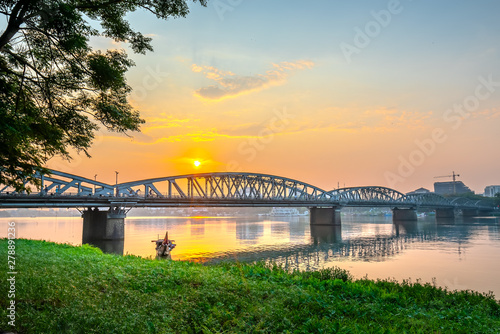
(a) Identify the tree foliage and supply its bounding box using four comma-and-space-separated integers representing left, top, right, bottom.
0, 0, 206, 191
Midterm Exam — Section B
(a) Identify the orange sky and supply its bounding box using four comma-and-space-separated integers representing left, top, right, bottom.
48, 1, 500, 194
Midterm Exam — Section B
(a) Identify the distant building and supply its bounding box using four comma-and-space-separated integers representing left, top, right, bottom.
406, 187, 430, 195
484, 185, 500, 197
434, 181, 473, 195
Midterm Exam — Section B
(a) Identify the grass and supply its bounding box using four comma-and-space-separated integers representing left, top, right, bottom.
1, 239, 499, 333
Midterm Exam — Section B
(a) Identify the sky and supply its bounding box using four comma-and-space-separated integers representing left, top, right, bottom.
48, 0, 500, 194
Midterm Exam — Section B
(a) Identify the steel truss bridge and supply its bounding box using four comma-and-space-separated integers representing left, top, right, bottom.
0, 169, 494, 211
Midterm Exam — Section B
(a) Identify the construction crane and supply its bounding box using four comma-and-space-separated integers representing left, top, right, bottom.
434, 171, 460, 194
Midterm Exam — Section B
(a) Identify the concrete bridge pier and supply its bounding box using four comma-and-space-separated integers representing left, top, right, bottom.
393, 220, 419, 236
462, 209, 478, 217
309, 207, 341, 226
392, 208, 417, 221
435, 208, 455, 219
82, 207, 126, 240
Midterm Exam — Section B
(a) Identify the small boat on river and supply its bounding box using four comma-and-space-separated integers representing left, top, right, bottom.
152, 231, 176, 259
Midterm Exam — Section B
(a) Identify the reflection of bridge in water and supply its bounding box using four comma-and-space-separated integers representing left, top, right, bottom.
77, 214, 499, 263
197, 225, 436, 270
198, 219, 499, 271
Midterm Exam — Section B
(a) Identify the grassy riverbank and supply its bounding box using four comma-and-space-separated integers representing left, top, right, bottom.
1, 239, 499, 333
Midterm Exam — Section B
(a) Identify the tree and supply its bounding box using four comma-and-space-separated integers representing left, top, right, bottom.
495, 193, 500, 208
0, 0, 206, 192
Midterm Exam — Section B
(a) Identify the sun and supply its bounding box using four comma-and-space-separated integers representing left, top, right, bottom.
193, 160, 201, 167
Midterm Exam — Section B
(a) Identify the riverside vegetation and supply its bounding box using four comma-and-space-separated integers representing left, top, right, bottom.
0, 239, 499, 333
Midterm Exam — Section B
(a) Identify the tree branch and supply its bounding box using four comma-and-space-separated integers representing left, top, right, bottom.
0, 0, 34, 50
75, 0, 128, 11
2, 48, 48, 80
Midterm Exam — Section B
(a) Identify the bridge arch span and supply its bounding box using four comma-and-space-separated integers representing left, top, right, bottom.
326, 187, 407, 206
117, 172, 333, 202
449, 197, 492, 210
0, 169, 114, 196
406, 193, 452, 208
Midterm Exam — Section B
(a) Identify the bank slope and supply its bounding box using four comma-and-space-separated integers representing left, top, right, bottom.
0, 239, 499, 333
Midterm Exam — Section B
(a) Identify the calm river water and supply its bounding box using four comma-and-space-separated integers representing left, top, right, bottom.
1, 212, 499, 298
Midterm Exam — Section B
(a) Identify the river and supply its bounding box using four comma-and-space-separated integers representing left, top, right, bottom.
1, 212, 499, 298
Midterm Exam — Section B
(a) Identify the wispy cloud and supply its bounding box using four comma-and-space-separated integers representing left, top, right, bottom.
192, 60, 314, 100
142, 116, 200, 134
120, 116, 202, 143
472, 108, 500, 120
154, 130, 264, 143
363, 108, 433, 131
108, 106, 435, 146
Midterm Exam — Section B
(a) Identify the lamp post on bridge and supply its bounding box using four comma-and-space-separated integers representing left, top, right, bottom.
94, 174, 97, 194
115, 171, 119, 197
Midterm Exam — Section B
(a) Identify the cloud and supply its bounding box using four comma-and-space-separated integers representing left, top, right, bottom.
155, 130, 263, 143
473, 108, 500, 119
142, 117, 200, 134
109, 117, 203, 144
192, 60, 314, 100
363, 108, 433, 131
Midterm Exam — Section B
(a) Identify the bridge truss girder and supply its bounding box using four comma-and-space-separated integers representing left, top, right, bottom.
0, 169, 114, 196
405, 193, 453, 209
327, 186, 408, 207
117, 173, 333, 202
0, 169, 495, 211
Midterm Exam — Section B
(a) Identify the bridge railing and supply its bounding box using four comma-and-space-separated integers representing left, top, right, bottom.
0, 191, 335, 202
